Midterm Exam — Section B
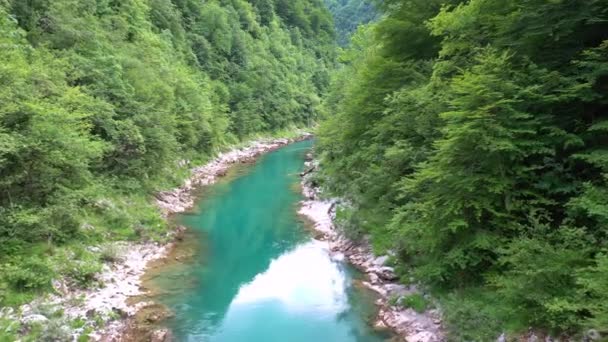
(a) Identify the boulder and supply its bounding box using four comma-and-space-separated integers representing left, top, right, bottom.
373, 255, 389, 266
374, 266, 398, 281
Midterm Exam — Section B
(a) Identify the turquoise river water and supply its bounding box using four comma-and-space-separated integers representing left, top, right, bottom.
150, 140, 390, 342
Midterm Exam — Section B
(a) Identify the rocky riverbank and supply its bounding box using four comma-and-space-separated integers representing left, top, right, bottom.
112, 134, 315, 339
298, 155, 445, 342
103, 134, 312, 340
156, 134, 312, 217
1, 242, 171, 342
4, 134, 312, 342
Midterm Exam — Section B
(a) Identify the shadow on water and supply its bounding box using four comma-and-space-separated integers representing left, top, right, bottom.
141, 140, 393, 342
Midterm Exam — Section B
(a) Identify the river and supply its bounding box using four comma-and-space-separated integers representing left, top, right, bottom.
146, 140, 390, 341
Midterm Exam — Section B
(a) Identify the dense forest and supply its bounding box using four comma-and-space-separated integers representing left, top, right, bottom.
323, 0, 376, 45
3, 0, 608, 340
0, 0, 333, 309
318, 0, 608, 339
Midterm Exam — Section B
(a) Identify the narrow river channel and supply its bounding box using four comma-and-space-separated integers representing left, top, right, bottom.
148, 140, 390, 341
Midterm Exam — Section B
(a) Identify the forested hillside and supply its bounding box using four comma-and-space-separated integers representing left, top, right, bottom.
319, 0, 608, 339
323, 0, 376, 45
0, 0, 333, 307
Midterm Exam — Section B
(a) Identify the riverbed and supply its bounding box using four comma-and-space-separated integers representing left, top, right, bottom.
144, 140, 391, 341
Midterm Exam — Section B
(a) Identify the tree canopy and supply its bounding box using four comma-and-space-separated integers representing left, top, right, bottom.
318, 0, 608, 338
323, 0, 376, 45
0, 0, 334, 306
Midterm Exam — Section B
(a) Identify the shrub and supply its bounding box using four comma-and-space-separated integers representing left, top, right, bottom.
99, 243, 123, 263
0, 317, 20, 341
40, 318, 71, 342
442, 292, 505, 341
490, 238, 588, 332
30, 302, 63, 319
54, 248, 102, 288
64, 260, 101, 288
334, 205, 366, 240
1, 257, 54, 292
400, 293, 428, 313
578, 254, 608, 331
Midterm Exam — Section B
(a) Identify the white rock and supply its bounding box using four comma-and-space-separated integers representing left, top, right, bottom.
406, 331, 435, 342
0, 307, 14, 318
151, 328, 173, 342
368, 272, 380, 284
384, 284, 409, 297
587, 329, 602, 341
22, 314, 48, 325
362, 282, 388, 296
374, 319, 388, 330
373, 255, 389, 266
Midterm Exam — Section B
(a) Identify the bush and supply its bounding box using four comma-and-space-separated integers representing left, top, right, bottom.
578, 254, 608, 331
490, 238, 588, 332
400, 293, 428, 313
334, 205, 366, 240
40, 318, 71, 342
0, 317, 20, 341
0, 257, 54, 292
54, 248, 102, 288
99, 243, 123, 263
442, 292, 505, 341
30, 302, 63, 319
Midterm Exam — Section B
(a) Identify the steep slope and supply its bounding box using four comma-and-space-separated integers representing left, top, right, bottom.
324, 0, 376, 45
318, 0, 608, 339
0, 0, 334, 314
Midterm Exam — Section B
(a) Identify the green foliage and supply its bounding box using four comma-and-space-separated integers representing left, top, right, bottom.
99, 243, 123, 264
0, 0, 336, 313
0, 257, 54, 292
399, 294, 428, 313
491, 237, 589, 332
0, 316, 20, 342
319, 0, 608, 337
333, 205, 365, 239
323, 0, 376, 45
54, 248, 102, 288
441, 291, 506, 341
578, 254, 608, 331
39, 318, 72, 342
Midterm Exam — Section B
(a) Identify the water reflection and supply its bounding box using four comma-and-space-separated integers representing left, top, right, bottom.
151, 141, 388, 342
232, 241, 347, 312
